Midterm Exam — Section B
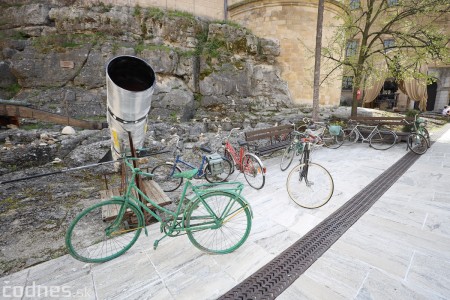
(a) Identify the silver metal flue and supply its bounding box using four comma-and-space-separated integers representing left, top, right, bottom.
106, 55, 155, 160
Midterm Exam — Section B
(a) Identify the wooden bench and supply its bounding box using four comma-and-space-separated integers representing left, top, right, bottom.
100, 179, 172, 225
349, 116, 413, 126
244, 124, 294, 156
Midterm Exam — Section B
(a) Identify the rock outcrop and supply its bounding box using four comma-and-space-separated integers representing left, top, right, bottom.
1, 1, 292, 122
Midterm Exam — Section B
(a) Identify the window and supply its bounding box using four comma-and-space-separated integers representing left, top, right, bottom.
383, 39, 395, 53
346, 40, 358, 57
350, 0, 360, 9
342, 76, 354, 90
387, 0, 398, 6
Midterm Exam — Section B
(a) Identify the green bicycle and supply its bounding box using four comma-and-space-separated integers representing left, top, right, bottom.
66, 155, 252, 263
403, 113, 431, 155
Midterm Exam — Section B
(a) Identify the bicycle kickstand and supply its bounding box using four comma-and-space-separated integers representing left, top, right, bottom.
153, 235, 168, 250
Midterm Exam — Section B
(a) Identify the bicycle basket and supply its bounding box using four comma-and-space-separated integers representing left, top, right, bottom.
328, 125, 342, 136
206, 153, 224, 176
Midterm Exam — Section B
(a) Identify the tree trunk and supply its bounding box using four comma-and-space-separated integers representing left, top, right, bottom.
312, 0, 325, 121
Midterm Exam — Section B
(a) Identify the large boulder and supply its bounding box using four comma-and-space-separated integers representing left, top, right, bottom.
10, 45, 91, 88
0, 3, 51, 30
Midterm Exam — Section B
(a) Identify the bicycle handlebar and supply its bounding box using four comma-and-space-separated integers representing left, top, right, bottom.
224, 127, 242, 140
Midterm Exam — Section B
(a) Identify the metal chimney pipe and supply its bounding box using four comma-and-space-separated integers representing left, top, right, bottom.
106, 55, 155, 160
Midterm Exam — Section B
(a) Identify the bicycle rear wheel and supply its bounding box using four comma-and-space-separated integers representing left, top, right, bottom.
185, 191, 252, 254
151, 163, 183, 192
204, 157, 233, 183
286, 162, 334, 209
280, 143, 296, 171
242, 153, 265, 189
369, 130, 397, 150
407, 133, 428, 155
66, 200, 143, 263
322, 128, 344, 149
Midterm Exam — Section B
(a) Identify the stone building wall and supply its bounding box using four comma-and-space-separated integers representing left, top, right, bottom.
229, 0, 345, 106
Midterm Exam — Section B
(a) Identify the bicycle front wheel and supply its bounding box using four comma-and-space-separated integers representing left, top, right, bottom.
185, 191, 252, 254
407, 133, 428, 155
204, 157, 233, 183
242, 153, 265, 189
280, 143, 296, 171
369, 130, 397, 150
322, 128, 344, 149
66, 200, 143, 263
151, 163, 183, 192
421, 128, 431, 148
286, 163, 334, 209
224, 149, 236, 173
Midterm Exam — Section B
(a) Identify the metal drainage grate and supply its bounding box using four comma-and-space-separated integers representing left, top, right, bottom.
219, 149, 425, 300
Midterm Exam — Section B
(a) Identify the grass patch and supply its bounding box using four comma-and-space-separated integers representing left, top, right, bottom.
135, 43, 173, 54
147, 7, 165, 20
133, 4, 142, 17
12, 30, 29, 40
5, 83, 21, 95
32, 33, 105, 53
167, 10, 195, 20
203, 38, 227, 58
1, 196, 25, 212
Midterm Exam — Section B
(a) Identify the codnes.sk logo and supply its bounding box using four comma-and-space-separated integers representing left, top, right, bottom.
2, 281, 90, 298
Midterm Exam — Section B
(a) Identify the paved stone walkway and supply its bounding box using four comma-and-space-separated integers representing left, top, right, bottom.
1, 124, 449, 299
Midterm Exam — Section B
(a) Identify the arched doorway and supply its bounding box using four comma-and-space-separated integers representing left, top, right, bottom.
413, 81, 437, 111
426, 82, 437, 111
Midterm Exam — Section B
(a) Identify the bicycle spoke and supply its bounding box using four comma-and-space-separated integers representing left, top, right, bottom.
186, 192, 251, 254
66, 200, 143, 263
287, 163, 334, 209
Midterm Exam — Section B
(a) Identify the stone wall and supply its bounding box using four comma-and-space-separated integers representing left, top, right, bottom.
0, 3, 293, 124
76, 0, 226, 19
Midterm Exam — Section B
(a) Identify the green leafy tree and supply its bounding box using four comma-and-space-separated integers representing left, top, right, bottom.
322, 0, 450, 116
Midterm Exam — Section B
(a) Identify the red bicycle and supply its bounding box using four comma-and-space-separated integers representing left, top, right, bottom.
222, 128, 266, 189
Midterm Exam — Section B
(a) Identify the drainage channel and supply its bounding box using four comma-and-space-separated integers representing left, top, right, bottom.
219, 149, 424, 300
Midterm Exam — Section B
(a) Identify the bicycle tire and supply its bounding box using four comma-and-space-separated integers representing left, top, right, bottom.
66, 199, 143, 263
322, 127, 344, 149
421, 127, 431, 148
224, 149, 236, 173
204, 157, 233, 183
242, 153, 265, 189
280, 143, 296, 171
185, 191, 252, 254
151, 163, 183, 192
342, 128, 359, 145
369, 130, 397, 150
407, 133, 428, 155
286, 162, 334, 209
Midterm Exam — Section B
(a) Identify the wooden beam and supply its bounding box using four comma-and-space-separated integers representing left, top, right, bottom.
0, 104, 107, 130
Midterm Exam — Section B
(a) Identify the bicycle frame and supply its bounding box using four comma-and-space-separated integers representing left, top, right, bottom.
224, 141, 245, 171
348, 124, 382, 142
111, 157, 246, 237
168, 154, 209, 179
298, 140, 312, 180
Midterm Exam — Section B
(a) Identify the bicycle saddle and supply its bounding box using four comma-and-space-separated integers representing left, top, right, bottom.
200, 146, 212, 153
172, 168, 198, 179
238, 140, 248, 146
